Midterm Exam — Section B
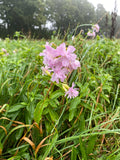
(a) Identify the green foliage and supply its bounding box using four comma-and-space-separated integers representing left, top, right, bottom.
0, 35, 120, 160
34, 99, 49, 123
0, 0, 47, 38
69, 97, 81, 121
1, 0, 120, 39
46, 0, 95, 35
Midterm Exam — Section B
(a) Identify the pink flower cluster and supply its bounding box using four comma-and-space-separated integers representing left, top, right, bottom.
40, 42, 80, 99
87, 24, 100, 38
87, 31, 96, 37
65, 83, 79, 99
2, 48, 9, 56
92, 24, 100, 33
40, 43, 80, 83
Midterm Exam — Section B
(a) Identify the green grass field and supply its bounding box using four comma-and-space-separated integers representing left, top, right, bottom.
0, 35, 120, 160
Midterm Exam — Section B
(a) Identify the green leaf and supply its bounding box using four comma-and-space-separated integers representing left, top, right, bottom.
79, 114, 85, 132
0, 140, 3, 155
71, 147, 77, 160
102, 85, 112, 92
15, 128, 24, 140
87, 135, 97, 155
0, 78, 12, 92
69, 70, 77, 85
44, 88, 49, 96
69, 97, 81, 121
89, 94, 96, 104
79, 83, 89, 98
41, 133, 58, 160
70, 97, 81, 110
34, 99, 49, 124
54, 99, 59, 105
50, 90, 64, 99
96, 103, 104, 112
48, 108, 59, 122
7, 156, 21, 160
26, 101, 35, 122
69, 110, 76, 122
49, 99, 58, 108
8, 104, 26, 113
80, 102, 92, 110
25, 110, 33, 124
79, 137, 87, 160
101, 94, 110, 103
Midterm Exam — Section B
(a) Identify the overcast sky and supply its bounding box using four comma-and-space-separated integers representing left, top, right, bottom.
88, 0, 120, 15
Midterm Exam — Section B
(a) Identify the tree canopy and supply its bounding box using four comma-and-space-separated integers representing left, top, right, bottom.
0, 0, 46, 37
0, 0, 119, 38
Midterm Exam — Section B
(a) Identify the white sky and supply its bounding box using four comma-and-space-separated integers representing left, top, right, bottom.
88, 0, 120, 15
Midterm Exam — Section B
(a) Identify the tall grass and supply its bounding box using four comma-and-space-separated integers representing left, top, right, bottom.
0, 35, 120, 160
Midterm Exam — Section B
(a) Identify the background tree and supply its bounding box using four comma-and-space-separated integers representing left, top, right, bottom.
115, 15, 120, 38
46, 0, 96, 36
110, 0, 117, 38
0, 0, 120, 38
95, 4, 109, 36
0, 0, 46, 38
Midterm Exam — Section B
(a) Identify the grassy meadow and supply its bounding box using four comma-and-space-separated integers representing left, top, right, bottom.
0, 34, 120, 160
